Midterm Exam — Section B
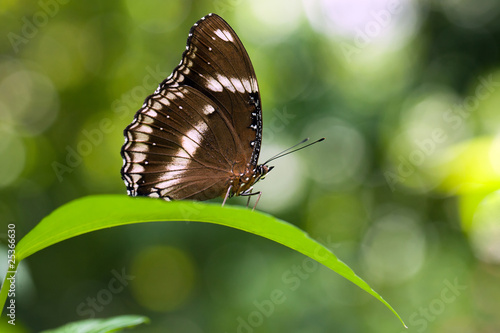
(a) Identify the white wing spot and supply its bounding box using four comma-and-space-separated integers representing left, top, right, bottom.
250, 79, 258, 93
165, 92, 176, 100
203, 105, 215, 115
178, 86, 190, 94
131, 164, 145, 173
214, 29, 233, 42
137, 124, 153, 134
196, 121, 208, 133
158, 97, 170, 107
242, 78, 252, 93
176, 128, 201, 162
205, 77, 223, 92
217, 74, 235, 92
145, 109, 158, 118
141, 115, 155, 124
182, 121, 205, 155
150, 101, 160, 110
154, 119, 208, 191
128, 174, 142, 186
230, 78, 245, 93
132, 143, 149, 152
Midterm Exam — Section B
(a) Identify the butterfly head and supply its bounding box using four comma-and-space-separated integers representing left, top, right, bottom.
256, 164, 273, 182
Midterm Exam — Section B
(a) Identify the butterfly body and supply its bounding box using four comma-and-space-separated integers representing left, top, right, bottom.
226, 163, 272, 198
121, 13, 271, 203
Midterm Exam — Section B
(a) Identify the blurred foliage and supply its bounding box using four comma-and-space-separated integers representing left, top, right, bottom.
1, 0, 500, 332
39, 315, 149, 333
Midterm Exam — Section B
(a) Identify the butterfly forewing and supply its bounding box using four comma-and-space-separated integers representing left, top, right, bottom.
162, 14, 262, 164
121, 13, 263, 201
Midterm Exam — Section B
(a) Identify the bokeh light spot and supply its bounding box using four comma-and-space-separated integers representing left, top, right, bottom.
439, 137, 500, 194
439, 0, 500, 29
235, 0, 302, 44
468, 191, 500, 264
304, 0, 421, 51
0, 130, 26, 188
0, 61, 59, 136
130, 245, 196, 312
385, 87, 470, 193
361, 208, 426, 284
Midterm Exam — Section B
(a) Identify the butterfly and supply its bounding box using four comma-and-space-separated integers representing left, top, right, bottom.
121, 13, 322, 207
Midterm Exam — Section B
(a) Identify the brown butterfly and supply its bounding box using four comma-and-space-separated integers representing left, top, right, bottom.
121, 13, 322, 207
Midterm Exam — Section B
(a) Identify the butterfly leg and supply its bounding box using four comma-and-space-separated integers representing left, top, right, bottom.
222, 185, 232, 207
241, 190, 262, 211
240, 188, 253, 208
251, 192, 262, 211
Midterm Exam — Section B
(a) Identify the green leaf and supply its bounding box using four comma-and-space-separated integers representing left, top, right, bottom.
39, 315, 149, 333
4, 195, 406, 327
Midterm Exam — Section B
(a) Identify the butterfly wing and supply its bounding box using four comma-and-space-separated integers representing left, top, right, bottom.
162, 13, 263, 166
121, 14, 263, 201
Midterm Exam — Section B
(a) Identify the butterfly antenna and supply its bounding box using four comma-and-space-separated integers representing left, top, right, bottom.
263, 138, 325, 164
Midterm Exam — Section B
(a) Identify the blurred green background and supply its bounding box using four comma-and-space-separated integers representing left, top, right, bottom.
1, 0, 500, 332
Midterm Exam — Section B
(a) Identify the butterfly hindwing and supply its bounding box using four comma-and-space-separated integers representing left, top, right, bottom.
123, 86, 233, 200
